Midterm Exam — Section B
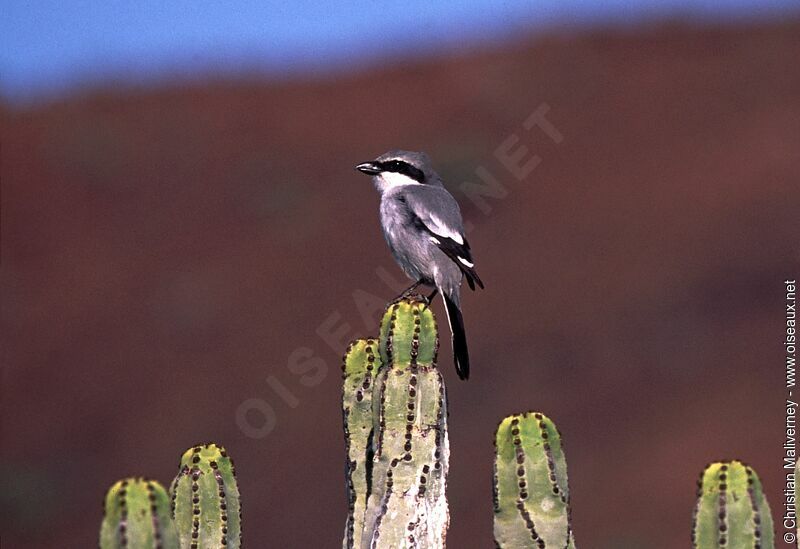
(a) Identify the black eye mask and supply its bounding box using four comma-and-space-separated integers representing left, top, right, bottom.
377, 160, 427, 184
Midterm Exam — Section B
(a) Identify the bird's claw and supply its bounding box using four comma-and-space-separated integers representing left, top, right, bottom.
391, 291, 426, 305
390, 284, 438, 309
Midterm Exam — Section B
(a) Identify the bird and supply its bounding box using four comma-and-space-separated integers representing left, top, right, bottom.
355, 150, 483, 380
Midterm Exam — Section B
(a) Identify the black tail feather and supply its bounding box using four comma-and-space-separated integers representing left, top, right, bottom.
443, 293, 469, 380
468, 269, 484, 291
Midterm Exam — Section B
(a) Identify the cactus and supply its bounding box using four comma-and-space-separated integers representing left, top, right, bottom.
169, 443, 241, 549
95, 297, 782, 549
343, 297, 450, 548
100, 477, 179, 549
691, 460, 774, 548
342, 337, 382, 548
493, 412, 575, 549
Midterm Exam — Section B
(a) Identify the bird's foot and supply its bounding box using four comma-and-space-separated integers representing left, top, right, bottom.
421, 288, 438, 310
391, 289, 438, 309
390, 282, 439, 308
391, 280, 424, 304
391, 291, 425, 306
398, 281, 422, 299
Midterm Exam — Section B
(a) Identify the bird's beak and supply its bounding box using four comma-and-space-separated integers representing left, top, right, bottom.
355, 162, 382, 175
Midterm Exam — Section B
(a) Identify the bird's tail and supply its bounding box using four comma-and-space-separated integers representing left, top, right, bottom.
442, 292, 469, 380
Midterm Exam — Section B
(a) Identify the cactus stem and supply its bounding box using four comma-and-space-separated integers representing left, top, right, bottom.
170, 443, 241, 548
346, 298, 449, 548
342, 338, 382, 549
691, 460, 773, 548
494, 412, 573, 548
100, 477, 178, 549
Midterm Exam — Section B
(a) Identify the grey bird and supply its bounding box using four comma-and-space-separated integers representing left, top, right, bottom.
356, 150, 483, 380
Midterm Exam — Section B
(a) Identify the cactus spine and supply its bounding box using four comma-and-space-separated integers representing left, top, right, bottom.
100, 477, 179, 549
691, 460, 774, 548
493, 412, 575, 549
343, 297, 450, 549
170, 443, 241, 549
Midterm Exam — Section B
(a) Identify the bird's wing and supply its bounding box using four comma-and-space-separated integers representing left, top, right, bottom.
403, 187, 484, 291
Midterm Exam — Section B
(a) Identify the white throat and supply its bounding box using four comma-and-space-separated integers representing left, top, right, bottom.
374, 171, 421, 193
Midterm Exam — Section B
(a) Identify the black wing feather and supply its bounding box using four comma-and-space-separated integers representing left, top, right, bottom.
401, 189, 484, 291
433, 236, 484, 291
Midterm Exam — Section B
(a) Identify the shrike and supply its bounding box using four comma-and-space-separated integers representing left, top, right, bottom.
356, 150, 483, 380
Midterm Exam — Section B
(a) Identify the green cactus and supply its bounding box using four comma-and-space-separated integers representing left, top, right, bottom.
100, 477, 179, 549
343, 297, 450, 548
691, 460, 774, 549
493, 412, 575, 549
95, 294, 784, 549
169, 443, 241, 549
342, 337, 382, 548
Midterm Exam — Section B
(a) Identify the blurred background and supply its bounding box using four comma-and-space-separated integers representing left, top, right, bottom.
3, 1, 800, 547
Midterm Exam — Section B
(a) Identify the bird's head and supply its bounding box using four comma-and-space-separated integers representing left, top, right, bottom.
355, 150, 439, 193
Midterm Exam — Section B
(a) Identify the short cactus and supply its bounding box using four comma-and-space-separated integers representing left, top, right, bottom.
343, 297, 450, 549
691, 460, 774, 548
169, 443, 241, 549
100, 477, 179, 549
493, 412, 575, 549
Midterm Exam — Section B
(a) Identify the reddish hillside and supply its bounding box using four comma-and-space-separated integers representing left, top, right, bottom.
3, 19, 800, 548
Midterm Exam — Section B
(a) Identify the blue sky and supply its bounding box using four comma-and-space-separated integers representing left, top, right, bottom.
1, 0, 797, 102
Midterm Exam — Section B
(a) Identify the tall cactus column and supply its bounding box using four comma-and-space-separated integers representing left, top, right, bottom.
342, 338, 382, 548
493, 412, 575, 548
343, 297, 450, 549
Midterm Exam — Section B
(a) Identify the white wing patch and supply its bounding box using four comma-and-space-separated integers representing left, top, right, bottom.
426, 214, 464, 245
457, 256, 474, 268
